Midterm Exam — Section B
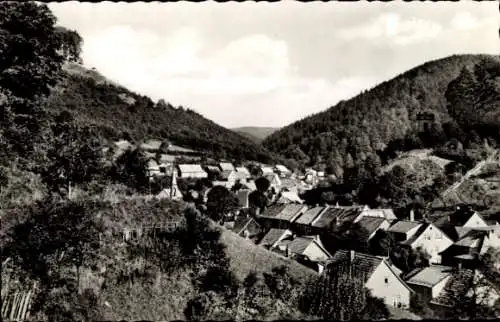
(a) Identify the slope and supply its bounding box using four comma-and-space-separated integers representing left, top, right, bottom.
263, 54, 500, 171
44, 63, 279, 164
232, 127, 278, 143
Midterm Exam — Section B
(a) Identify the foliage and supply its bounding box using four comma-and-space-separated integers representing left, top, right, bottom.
41, 111, 105, 198
109, 147, 149, 193
205, 185, 239, 222
264, 55, 499, 177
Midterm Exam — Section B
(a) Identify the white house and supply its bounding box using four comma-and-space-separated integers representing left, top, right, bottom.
177, 164, 208, 179
276, 235, 331, 262
219, 162, 235, 172
400, 223, 454, 264
404, 265, 455, 303
327, 250, 414, 309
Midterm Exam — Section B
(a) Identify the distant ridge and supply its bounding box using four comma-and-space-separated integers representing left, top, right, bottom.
232, 127, 278, 143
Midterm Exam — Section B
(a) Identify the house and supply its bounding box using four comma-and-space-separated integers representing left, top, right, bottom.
293, 206, 327, 234
429, 268, 500, 311
357, 216, 391, 242
275, 164, 292, 178
140, 139, 163, 152
258, 228, 293, 249
439, 230, 490, 268
448, 205, 489, 228
257, 204, 308, 230
275, 191, 303, 205
400, 223, 454, 264
231, 216, 262, 240
404, 265, 455, 303
156, 171, 182, 200
327, 250, 414, 309
261, 166, 275, 175
235, 166, 251, 178
275, 235, 332, 263
387, 220, 424, 243
357, 208, 398, 224
310, 206, 366, 232
219, 162, 235, 172
177, 164, 208, 179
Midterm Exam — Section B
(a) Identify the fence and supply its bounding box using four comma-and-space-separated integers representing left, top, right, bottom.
1, 284, 37, 322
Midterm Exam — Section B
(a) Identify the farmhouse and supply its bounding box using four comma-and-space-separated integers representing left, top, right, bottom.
258, 228, 293, 249
310, 206, 366, 232
387, 220, 423, 243
357, 216, 391, 242
293, 206, 327, 234
275, 235, 331, 262
257, 204, 308, 230
177, 164, 208, 179
327, 250, 414, 309
404, 265, 455, 303
400, 223, 454, 264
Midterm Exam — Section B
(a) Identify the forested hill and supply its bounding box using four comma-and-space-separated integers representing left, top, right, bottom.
263, 54, 500, 174
231, 127, 278, 143
45, 63, 279, 164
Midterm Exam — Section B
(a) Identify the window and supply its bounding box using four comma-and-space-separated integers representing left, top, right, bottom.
384, 277, 389, 284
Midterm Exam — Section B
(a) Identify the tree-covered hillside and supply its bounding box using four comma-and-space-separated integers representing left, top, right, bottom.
231, 127, 278, 143
263, 54, 500, 175
44, 64, 279, 164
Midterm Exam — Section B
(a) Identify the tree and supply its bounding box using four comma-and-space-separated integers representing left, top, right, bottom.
248, 190, 268, 214
55, 26, 83, 63
205, 186, 239, 222
110, 147, 149, 193
41, 112, 104, 199
255, 176, 271, 192
0, 2, 79, 163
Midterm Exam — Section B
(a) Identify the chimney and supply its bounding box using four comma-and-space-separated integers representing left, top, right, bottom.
410, 209, 415, 222
350, 250, 355, 262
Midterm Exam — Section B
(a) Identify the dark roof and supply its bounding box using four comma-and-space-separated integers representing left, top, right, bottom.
280, 236, 315, 255
433, 216, 460, 241
387, 220, 422, 234
259, 204, 287, 219
259, 228, 291, 247
259, 204, 305, 222
357, 216, 387, 236
311, 207, 363, 229
327, 250, 383, 283
449, 206, 480, 226
232, 216, 261, 236
430, 268, 475, 307
295, 206, 326, 225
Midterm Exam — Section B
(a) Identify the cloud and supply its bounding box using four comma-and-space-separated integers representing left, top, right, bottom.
450, 12, 480, 31
336, 13, 443, 46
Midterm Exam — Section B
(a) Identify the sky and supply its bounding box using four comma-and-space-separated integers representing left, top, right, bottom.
49, 1, 499, 128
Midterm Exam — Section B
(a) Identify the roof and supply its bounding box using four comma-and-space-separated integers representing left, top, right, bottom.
159, 154, 175, 163
232, 216, 261, 235
433, 216, 460, 241
275, 165, 290, 173
243, 181, 257, 191
205, 165, 221, 173
362, 209, 397, 222
279, 236, 330, 257
258, 204, 306, 222
327, 250, 383, 283
235, 167, 250, 175
430, 268, 475, 307
311, 206, 363, 229
114, 140, 133, 150
264, 173, 279, 183
259, 228, 291, 247
357, 216, 387, 236
141, 139, 163, 151
401, 223, 448, 246
387, 220, 423, 234
405, 265, 454, 287
221, 170, 235, 180
295, 207, 326, 225
261, 167, 274, 174
220, 162, 235, 171
178, 164, 205, 173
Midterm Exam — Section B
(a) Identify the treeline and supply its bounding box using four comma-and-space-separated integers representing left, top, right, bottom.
263, 54, 500, 175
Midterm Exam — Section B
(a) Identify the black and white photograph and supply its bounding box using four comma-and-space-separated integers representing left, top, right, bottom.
1, 0, 500, 320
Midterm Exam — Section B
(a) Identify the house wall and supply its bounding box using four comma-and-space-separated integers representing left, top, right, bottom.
368, 221, 391, 240
303, 242, 330, 262
366, 262, 412, 309
411, 225, 454, 264
408, 283, 433, 303
464, 213, 488, 228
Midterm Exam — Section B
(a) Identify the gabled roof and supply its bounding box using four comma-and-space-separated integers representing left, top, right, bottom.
261, 166, 274, 174
141, 139, 163, 151
258, 204, 306, 222
430, 268, 475, 307
311, 206, 363, 229
259, 228, 292, 247
114, 140, 133, 150
235, 167, 250, 175
221, 170, 235, 180
232, 216, 261, 236
278, 191, 303, 204
219, 162, 235, 172
159, 154, 175, 163
404, 265, 454, 287
205, 165, 221, 173
264, 173, 280, 183
387, 220, 423, 234
357, 216, 388, 237
279, 236, 331, 258
362, 209, 397, 222
295, 206, 326, 225
178, 164, 205, 173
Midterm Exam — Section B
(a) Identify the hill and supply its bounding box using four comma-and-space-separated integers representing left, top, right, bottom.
232, 127, 278, 143
263, 54, 500, 174
45, 63, 279, 164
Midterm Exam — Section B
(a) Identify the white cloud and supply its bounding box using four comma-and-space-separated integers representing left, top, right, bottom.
450, 12, 480, 31
336, 13, 443, 46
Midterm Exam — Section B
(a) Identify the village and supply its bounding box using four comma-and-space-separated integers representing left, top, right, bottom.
114, 138, 500, 316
